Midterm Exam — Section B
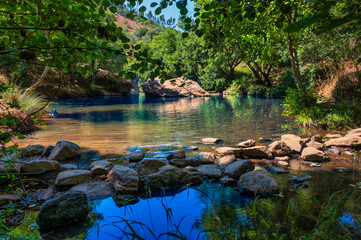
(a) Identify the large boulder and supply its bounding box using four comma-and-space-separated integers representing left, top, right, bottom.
167, 149, 186, 160
195, 164, 223, 179
36, 190, 89, 229
217, 155, 237, 167
107, 165, 139, 194
324, 136, 361, 148
345, 128, 361, 137
70, 182, 114, 200
136, 159, 167, 181
141, 77, 210, 97
48, 141, 81, 161
21, 159, 59, 173
281, 134, 303, 153
243, 146, 272, 159
201, 138, 222, 145
55, 170, 92, 187
224, 160, 255, 179
90, 160, 113, 175
198, 152, 216, 164
238, 170, 279, 197
143, 165, 202, 189
169, 158, 201, 168
301, 147, 325, 161
237, 139, 256, 148
215, 147, 243, 158
21, 145, 44, 158
268, 141, 292, 157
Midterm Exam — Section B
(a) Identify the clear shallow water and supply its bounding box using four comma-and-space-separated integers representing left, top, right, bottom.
10, 95, 361, 239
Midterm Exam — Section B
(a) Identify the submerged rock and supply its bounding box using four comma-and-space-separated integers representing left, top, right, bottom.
224, 160, 255, 178
48, 141, 81, 161
269, 166, 289, 174
107, 165, 139, 194
36, 190, 89, 230
55, 170, 92, 187
243, 146, 272, 159
238, 170, 279, 197
291, 174, 310, 183
21, 145, 44, 158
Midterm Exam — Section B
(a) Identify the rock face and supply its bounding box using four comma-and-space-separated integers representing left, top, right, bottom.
141, 77, 210, 97
48, 141, 81, 161
281, 134, 303, 153
136, 159, 167, 181
301, 147, 325, 161
237, 139, 256, 148
268, 141, 292, 157
169, 158, 201, 168
324, 136, 361, 148
215, 147, 243, 158
167, 149, 186, 160
71, 182, 113, 199
224, 160, 255, 179
238, 170, 279, 197
128, 151, 145, 162
196, 164, 223, 179
21, 145, 44, 157
198, 152, 216, 164
201, 138, 222, 144
36, 190, 89, 230
90, 160, 113, 175
55, 170, 92, 187
21, 160, 59, 173
143, 165, 202, 189
217, 155, 237, 167
107, 165, 139, 194
243, 146, 272, 159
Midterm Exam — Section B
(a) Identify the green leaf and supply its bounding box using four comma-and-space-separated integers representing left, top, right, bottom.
182, 32, 188, 38
139, 6, 146, 12
134, 44, 141, 50
109, 6, 117, 13
284, 12, 329, 33
180, 7, 188, 15
150, 2, 157, 8
155, 7, 162, 15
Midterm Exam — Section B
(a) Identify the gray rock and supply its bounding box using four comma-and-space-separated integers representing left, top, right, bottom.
184, 166, 199, 172
21, 145, 44, 158
136, 159, 167, 181
281, 134, 303, 153
220, 176, 237, 186
324, 136, 361, 148
294, 183, 309, 189
36, 190, 89, 229
224, 160, 255, 178
107, 165, 139, 194
238, 170, 279, 197
202, 138, 222, 144
217, 155, 237, 167
36, 187, 55, 202
198, 152, 216, 164
41, 145, 54, 158
268, 141, 292, 156
90, 160, 113, 175
269, 166, 289, 174
167, 149, 186, 160
55, 170, 92, 187
169, 158, 201, 168
301, 147, 325, 162
243, 146, 272, 159
237, 139, 256, 148
21, 159, 59, 173
128, 151, 145, 162
196, 164, 223, 179
71, 182, 113, 200
333, 167, 350, 172
0, 194, 20, 206
215, 147, 243, 158
328, 148, 340, 155
59, 163, 78, 172
291, 174, 310, 183
48, 141, 81, 161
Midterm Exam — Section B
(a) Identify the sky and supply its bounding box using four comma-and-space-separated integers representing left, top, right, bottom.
138, 0, 196, 21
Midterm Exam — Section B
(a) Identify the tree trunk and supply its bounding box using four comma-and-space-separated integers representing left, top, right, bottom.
254, 62, 273, 87
287, 33, 302, 89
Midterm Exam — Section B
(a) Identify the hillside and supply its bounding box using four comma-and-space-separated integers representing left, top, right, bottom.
115, 14, 148, 32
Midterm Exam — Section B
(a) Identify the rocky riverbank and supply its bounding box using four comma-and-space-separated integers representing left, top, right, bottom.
1, 128, 361, 235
